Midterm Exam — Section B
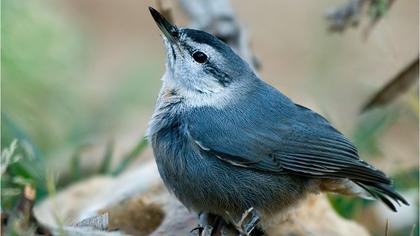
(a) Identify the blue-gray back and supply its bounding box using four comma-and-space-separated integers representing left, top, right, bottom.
185, 80, 390, 183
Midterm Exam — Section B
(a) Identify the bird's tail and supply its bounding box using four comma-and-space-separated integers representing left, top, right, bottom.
353, 180, 409, 212
320, 178, 409, 212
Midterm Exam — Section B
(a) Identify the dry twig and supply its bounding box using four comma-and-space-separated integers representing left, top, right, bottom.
4, 185, 52, 235
361, 56, 419, 112
326, 0, 395, 38
178, 0, 260, 70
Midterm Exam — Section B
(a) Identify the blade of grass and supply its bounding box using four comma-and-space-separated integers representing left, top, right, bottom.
69, 148, 83, 182
409, 224, 417, 236
1, 112, 42, 160
384, 219, 389, 236
1, 119, 48, 203
1, 139, 19, 175
111, 136, 148, 176
68, 143, 94, 182
98, 140, 114, 174
46, 171, 65, 236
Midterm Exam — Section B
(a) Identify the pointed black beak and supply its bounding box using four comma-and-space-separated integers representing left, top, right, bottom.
149, 7, 178, 44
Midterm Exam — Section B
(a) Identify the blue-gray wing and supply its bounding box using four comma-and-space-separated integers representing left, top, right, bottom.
185, 84, 390, 184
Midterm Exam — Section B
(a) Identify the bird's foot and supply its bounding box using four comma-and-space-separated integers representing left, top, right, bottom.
189, 225, 213, 236
227, 207, 260, 236
190, 212, 220, 236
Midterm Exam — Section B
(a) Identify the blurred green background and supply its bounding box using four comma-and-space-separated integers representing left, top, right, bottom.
1, 0, 419, 235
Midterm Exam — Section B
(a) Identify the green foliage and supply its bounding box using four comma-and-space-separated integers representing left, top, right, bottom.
1, 121, 148, 213
352, 107, 399, 155
0, 138, 46, 210
111, 137, 148, 176
1, 0, 154, 210
1, 0, 160, 158
1, 0, 89, 152
1, 114, 48, 209
98, 140, 115, 174
369, 0, 391, 19
1, 140, 20, 175
329, 194, 372, 219
392, 168, 419, 190
69, 147, 84, 182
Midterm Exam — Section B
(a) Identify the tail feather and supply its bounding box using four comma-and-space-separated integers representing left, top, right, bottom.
321, 177, 409, 212
354, 180, 409, 212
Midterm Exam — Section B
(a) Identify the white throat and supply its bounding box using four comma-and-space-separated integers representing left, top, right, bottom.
160, 71, 238, 109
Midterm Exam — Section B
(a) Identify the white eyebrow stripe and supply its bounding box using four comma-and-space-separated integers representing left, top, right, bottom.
184, 40, 220, 59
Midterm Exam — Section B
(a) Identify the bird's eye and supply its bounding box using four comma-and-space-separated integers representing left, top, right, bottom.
192, 51, 208, 64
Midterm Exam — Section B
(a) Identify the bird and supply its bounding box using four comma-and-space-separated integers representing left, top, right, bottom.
146, 7, 408, 236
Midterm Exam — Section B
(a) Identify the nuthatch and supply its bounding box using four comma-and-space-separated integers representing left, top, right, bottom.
147, 7, 408, 235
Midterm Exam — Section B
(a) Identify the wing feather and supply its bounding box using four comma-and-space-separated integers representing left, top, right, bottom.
185, 84, 407, 210
187, 103, 390, 184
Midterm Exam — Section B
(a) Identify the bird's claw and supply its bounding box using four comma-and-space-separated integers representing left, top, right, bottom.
190, 212, 219, 236
190, 226, 202, 236
189, 225, 214, 236
228, 207, 260, 236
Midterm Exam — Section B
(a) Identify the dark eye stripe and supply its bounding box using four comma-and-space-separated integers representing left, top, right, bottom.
204, 66, 231, 87
181, 42, 231, 87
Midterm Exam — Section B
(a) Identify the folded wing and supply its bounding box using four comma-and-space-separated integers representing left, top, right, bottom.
187, 103, 408, 210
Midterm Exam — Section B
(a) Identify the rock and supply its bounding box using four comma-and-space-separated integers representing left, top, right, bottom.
263, 195, 370, 236
34, 176, 115, 226
100, 194, 165, 235
34, 161, 369, 236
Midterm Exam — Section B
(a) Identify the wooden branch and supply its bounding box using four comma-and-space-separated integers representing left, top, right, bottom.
361, 56, 419, 112
178, 0, 260, 70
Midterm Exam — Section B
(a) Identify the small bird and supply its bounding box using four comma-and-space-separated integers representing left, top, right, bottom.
147, 7, 408, 235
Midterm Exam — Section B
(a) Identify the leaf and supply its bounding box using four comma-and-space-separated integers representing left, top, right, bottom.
1, 139, 19, 175
361, 57, 419, 112
0, 116, 49, 207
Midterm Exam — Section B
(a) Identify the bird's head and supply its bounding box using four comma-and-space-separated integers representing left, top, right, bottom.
149, 7, 257, 106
